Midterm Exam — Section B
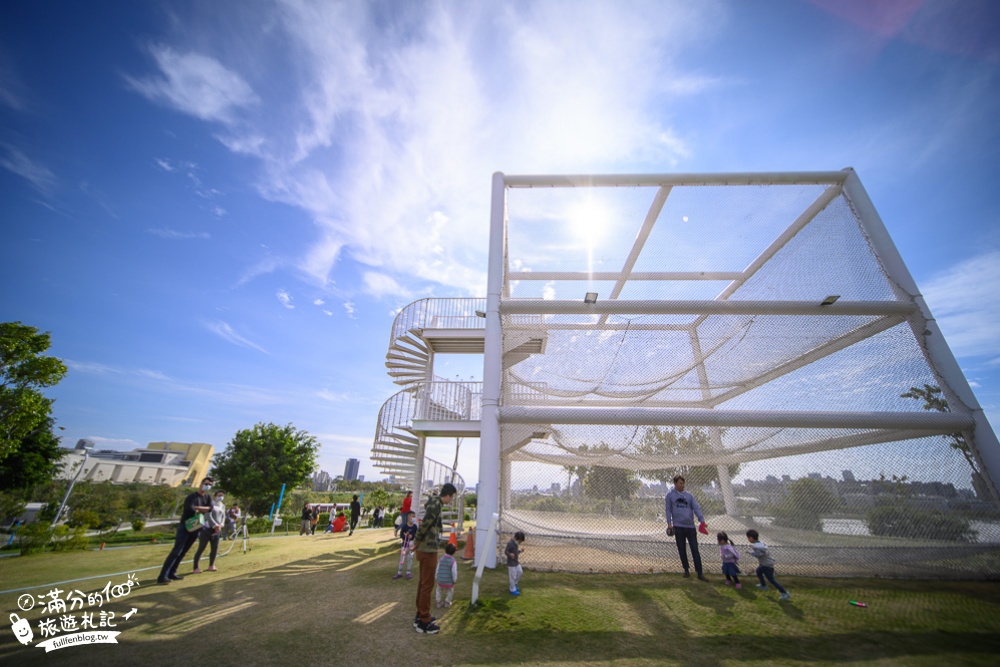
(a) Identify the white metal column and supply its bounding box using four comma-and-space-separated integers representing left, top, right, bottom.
475, 171, 506, 568
690, 328, 737, 514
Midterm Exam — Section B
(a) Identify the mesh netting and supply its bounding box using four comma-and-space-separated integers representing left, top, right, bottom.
493, 177, 1000, 578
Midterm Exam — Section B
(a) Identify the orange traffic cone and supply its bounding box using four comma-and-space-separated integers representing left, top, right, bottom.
462, 531, 475, 560
448, 530, 458, 548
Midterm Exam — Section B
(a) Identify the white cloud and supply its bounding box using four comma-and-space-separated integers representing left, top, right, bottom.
65, 360, 123, 375
922, 249, 1000, 358
148, 227, 210, 240
126, 45, 258, 124
0, 144, 56, 197
276, 289, 294, 309
362, 272, 411, 299
313, 298, 325, 306
125, 45, 260, 123
158, 2, 713, 294
343, 301, 356, 318
205, 320, 268, 354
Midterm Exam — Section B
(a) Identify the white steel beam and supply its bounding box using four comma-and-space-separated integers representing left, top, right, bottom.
499, 406, 973, 430
502, 172, 849, 188
500, 299, 916, 317
510, 429, 948, 468
507, 271, 743, 281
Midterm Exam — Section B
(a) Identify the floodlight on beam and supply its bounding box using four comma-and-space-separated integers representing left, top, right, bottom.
475, 310, 486, 318
820, 295, 840, 306
584, 292, 598, 304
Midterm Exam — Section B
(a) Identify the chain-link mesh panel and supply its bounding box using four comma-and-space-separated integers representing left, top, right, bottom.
494, 177, 1000, 578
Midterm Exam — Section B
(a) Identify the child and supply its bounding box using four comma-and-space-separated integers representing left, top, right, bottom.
435, 543, 458, 608
505, 531, 525, 596
745, 529, 790, 601
392, 512, 417, 580
717, 532, 741, 589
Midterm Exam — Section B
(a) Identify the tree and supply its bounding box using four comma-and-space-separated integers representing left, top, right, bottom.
211, 422, 319, 516
901, 384, 979, 474
579, 443, 639, 500
771, 478, 840, 531
636, 426, 740, 488
0, 416, 65, 491
0, 322, 67, 465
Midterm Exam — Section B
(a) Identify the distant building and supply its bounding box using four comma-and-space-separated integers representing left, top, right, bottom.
56, 441, 214, 487
311, 470, 334, 492
344, 458, 360, 481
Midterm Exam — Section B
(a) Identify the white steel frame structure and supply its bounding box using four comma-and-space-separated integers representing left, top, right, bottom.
373, 169, 1000, 574
476, 169, 999, 570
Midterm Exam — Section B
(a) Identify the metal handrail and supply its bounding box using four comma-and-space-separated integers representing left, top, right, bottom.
390, 297, 486, 342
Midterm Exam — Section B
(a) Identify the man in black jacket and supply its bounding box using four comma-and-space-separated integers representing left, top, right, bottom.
157, 476, 213, 584
349, 495, 361, 536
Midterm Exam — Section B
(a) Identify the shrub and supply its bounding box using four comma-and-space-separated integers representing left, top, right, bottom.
131, 518, 146, 533
52, 525, 89, 552
67, 509, 101, 529
866, 504, 977, 542
17, 522, 52, 555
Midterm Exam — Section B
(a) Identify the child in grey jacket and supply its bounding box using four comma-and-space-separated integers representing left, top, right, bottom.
746, 529, 790, 600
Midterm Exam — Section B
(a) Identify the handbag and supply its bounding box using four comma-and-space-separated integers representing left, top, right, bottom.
185, 513, 206, 532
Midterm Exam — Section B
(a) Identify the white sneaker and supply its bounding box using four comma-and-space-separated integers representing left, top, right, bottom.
779, 592, 791, 601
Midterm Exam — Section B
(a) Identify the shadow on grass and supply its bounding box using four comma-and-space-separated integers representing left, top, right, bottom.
4, 548, 1000, 667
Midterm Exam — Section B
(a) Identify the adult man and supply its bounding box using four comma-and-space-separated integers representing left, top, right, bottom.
157, 476, 213, 584
665, 475, 708, 581
410, 483, 456, 634
349, 495, 361, 536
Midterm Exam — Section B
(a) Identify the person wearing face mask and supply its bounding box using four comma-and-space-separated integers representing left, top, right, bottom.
157, 477, 213, 584
192, 490, 226, 573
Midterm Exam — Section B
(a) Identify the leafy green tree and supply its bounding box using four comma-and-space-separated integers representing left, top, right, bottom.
771, 478, 840, 531
367, 486, 390, 511
212, 422, 319, 516
580, 443, 639, 500
0, 322, 67, 465
636, 426, 740, 488
0, 416, 65, 491
864, 473, 976, 541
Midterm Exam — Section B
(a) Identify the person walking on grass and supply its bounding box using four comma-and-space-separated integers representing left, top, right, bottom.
349, 495, 361, 536
157, 476, 213, 584
505, 531, 526, 595
435, 543, 458, 608
192, 490, 226, 573
411, 484, 457, 635
717, 531, 741, 589
746, 529, 791, 600
392, 512, 417, 580
299, 503, 313, 536
665, 475, 708, 580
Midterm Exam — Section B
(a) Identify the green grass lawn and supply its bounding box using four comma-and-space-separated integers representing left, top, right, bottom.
2, 529, 999, 666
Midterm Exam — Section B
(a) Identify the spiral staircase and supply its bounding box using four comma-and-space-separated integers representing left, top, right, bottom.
371, 298, 487, 499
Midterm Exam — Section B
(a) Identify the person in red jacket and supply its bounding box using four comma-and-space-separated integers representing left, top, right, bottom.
397, 491, 413, 537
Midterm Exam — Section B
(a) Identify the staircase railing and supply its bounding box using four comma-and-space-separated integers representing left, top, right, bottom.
390, 297, 486, 342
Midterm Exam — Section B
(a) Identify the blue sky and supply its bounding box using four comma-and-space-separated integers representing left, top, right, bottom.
2, 0, 998, 488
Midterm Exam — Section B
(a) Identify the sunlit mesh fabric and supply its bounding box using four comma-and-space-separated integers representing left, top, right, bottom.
492, 175, 1000, 578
